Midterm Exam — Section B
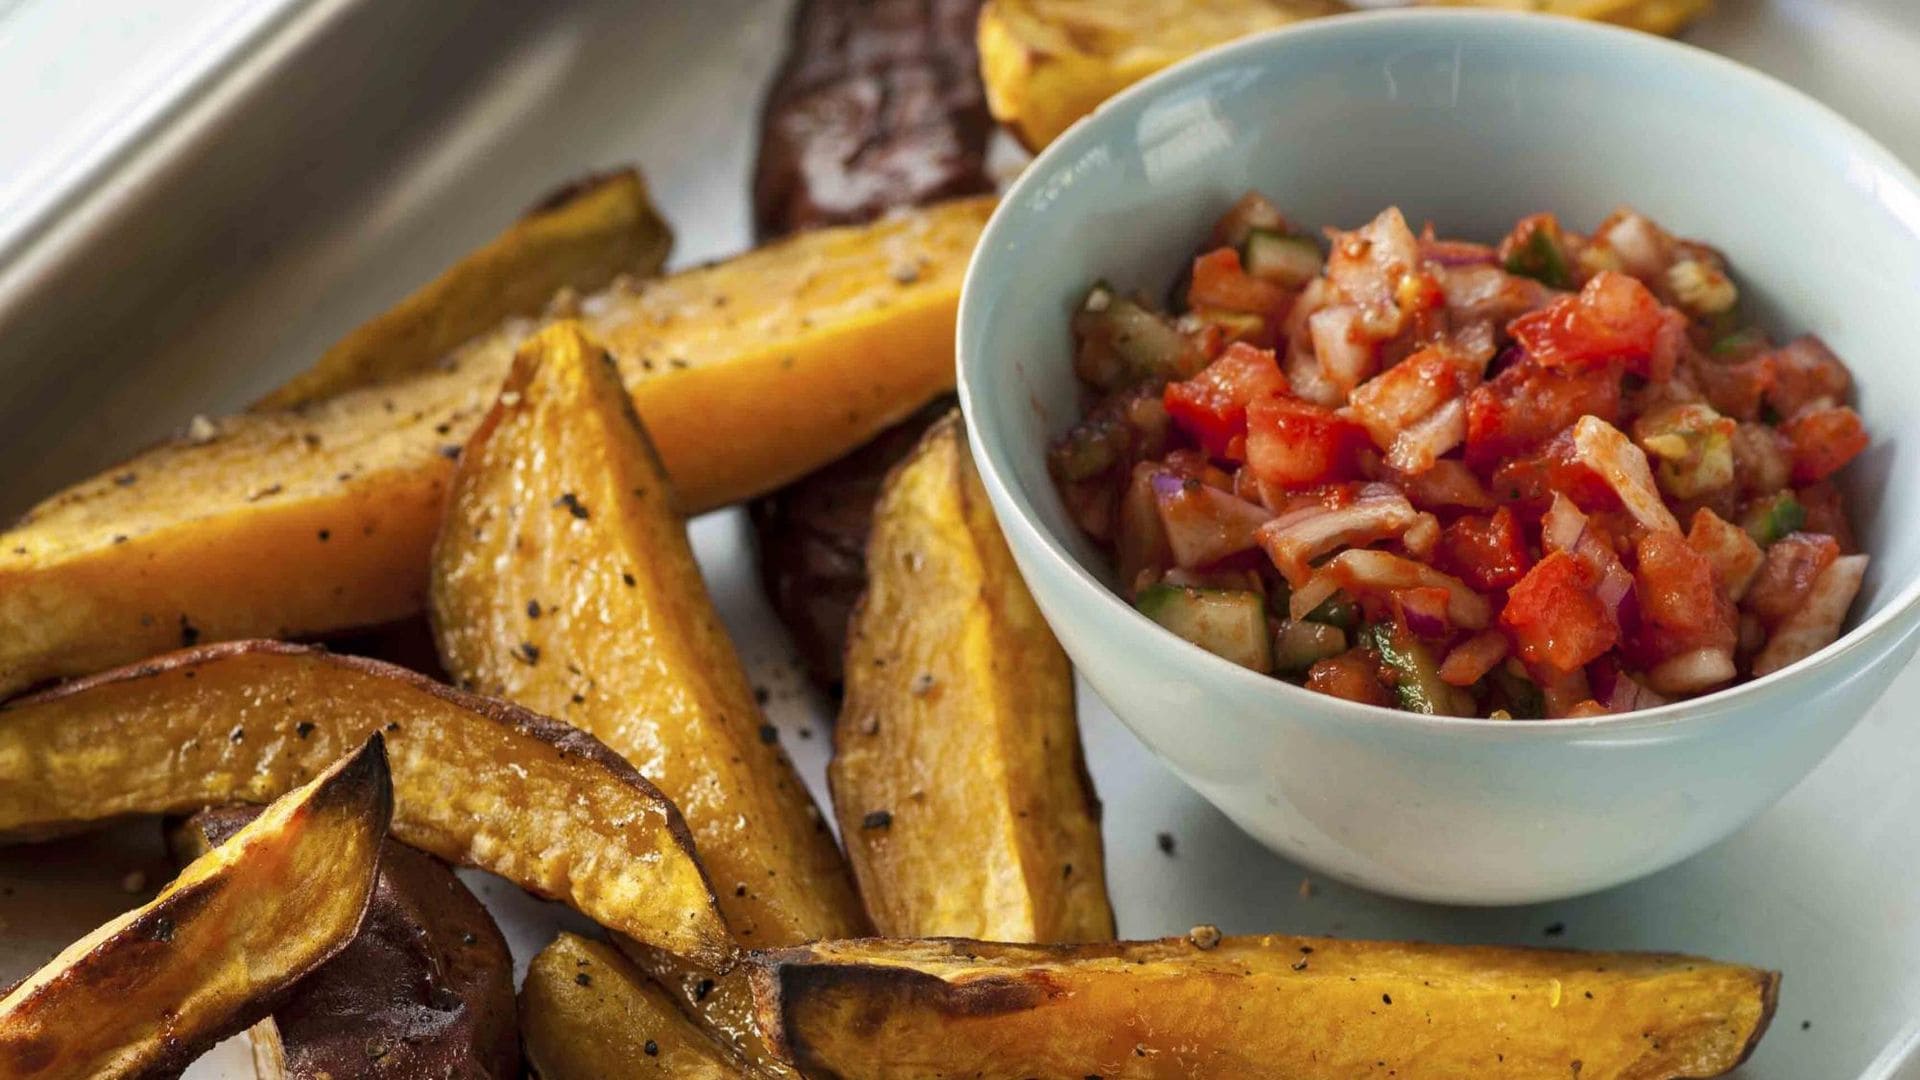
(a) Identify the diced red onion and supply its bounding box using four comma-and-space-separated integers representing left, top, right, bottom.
1153, 473, 1273, 569
1255, 486, 1421, 586
1309, 306, 1374, 396
1386, 397, 1466, 475
1646, 647, 1737, 695
1395, 587, 1452, 638
1439, 630, 1508, 687
1322, 548, 1491, 629
1604, 672, 1671, 713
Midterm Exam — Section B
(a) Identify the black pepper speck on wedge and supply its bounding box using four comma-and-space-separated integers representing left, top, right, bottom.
178, 616, 200, 647
514, 641, 541, 665
553, 492, 590, 519
862, 810, 893, 830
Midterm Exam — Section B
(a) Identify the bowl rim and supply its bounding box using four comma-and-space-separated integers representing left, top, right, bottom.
956, 6, 1920, 735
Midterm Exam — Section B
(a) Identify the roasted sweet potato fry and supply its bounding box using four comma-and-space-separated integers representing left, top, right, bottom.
0, 737, 391, 1080
522, 934, 743, 1080
750, 935, 1778, 1080
979, 0, 1711, 151
258, 169, 673, 410
169, 806, 519, 1080
978, 0, 1347, 151
0, 197, 992, 694
620, 947, 798, 1079
833, 414, 1112, 941
0, 641, 731, 966
1416, 0, 1713, 37
431, 322, 865, 946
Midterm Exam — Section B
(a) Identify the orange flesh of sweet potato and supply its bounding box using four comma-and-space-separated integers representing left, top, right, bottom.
521, 934, 744, 1079
833, 414, 1113, 941
0, 737, 392, 1080
431, 322, 866, 947
169, 806, 519, 1080
749, 935, 1778, 1080
0, 641, 731, 966
0, 196, 992, 695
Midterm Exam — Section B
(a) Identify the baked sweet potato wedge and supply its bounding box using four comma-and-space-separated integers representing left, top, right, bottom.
0, 197, 992, 695
522, 934, 743, 1080
750, 935, 1779, 1080
1415, 0, 1712, 37
258, 169, 673, 410
0, 640, 732, 966
977, 0, 1347, 151
833, 414, 1112, 941
431, 322, 866, 946
0, 737, 391, 1080
978, 0, 1711, 151
169, 806, 519, 1080
619, 946, 799, 1079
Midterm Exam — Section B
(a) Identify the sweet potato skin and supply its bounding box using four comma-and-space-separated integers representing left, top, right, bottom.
0, 641, 731, 966
522, 934, 743, 1080
0, 738, 391, 1080
257, 169, 673, 410
170, 807, 519, 1080
431, 323, 866, 947
750, 935, 1778, 1080
833, 414, 1112, 941
0, 198, 992, 695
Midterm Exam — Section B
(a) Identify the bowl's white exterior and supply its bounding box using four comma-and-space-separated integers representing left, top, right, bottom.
958, 11, 1920, 903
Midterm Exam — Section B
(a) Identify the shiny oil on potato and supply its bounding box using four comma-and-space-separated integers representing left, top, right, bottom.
0, 738, 392, 1080
0, 641, 732, 966
0, 196, 992, 695
430, 321, 866, 948
750, 934, 1778, 1080
833, 413, 1114, 942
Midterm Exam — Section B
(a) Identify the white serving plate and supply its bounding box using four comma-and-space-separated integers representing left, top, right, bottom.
0, 1, 1914, 1076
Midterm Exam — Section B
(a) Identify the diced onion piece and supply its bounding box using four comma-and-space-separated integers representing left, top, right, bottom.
1439, 630, 1508, 687
1273, 619, 1347, 673
1320, 548, 1491, 630
1386, 397, 1467, 475
1570, 415, 1681, 533
1254, 484, 1421, 586
1666, 258, 1738, 317
1308, 305, 1374, 397
1604, 672, 1670, 713
1401, 512, 1441, 560
1687, 507, 1765, 602
1596, 210, 1670, 279
1152, 472, 1273, 569
1287, 572, 1342, 624
1647, 647, 1737, 695
1752, 554, 1869, 676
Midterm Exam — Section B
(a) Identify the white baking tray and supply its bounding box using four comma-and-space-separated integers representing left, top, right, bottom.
0, 1, 1915, 1076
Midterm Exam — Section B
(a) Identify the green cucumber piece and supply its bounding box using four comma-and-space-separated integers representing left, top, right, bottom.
1504, 227, 1572, 289
1741, 491, 1805, 547
1303, 593, 1359, 631
1273, 619, 1347, 673
1490, 666, 1545, 720
1362, 622, 1468, 716
1243, 229, 1323, 289
1137, 584, 1272, 673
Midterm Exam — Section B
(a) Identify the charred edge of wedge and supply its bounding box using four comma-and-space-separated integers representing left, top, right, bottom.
171, 806, 520, 1080
0, 737, 391, 1079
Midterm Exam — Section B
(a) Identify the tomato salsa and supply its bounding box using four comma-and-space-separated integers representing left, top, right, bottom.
1050, 195, 1872, 717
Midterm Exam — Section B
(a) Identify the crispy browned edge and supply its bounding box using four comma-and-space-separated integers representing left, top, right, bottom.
4, 639, 726, 964
0, 737, 392, 1078
177, 806, 520, 1079
747, 937, 1781, 1075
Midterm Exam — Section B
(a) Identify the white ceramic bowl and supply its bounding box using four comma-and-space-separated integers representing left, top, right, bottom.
957, 10, 1920, 904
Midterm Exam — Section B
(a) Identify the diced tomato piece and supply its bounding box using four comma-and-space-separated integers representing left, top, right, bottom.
1162, 343, 1288, 459
1795, 482, 1857, 553
1305, 650, 1392, 707
1244, 396, 1370, 490
1630, 530, 1738, 662
1434, 507, 1533, 592
1189, 248, 1291, 319
1465, 359, 1622, 470
1689, 353, 1776, 422
1509, 271, 1680, 379
1500, 552, 1618, 674
1765, 335, 1852, 417
1488, 428, 1620, 515
1780, 404, 1868, 484
1746, 531, 1841, 631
